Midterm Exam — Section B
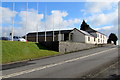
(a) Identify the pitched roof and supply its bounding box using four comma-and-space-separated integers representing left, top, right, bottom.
73, 28, 94, 37
79, 30, 92, 36
26, 28, 102, 38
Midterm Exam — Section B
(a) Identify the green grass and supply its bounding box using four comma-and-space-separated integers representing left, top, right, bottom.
1, 40, 59, 64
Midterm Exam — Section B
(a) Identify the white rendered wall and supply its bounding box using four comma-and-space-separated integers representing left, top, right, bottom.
85, 36, 96, 44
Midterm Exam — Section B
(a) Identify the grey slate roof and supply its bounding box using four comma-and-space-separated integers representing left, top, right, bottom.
26, 28, 95, 37
79, 30, 92, 36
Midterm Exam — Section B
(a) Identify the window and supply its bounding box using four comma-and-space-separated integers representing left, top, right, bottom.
98, 39, 100, 42
94, 38, 96, 41
88, 37, 90, 41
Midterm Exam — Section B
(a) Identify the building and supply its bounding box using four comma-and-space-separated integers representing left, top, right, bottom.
89, 31, 108, 44
80, 20, 108, 44
25, 28, 107, 44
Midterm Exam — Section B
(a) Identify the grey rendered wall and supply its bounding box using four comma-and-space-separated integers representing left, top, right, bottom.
59, 41, 97, 54
71, 29, 85, 43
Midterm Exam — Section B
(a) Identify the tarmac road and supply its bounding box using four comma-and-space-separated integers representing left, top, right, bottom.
1, 45, 118, 79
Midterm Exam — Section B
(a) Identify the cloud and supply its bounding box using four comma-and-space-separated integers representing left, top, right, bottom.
2, 26, 12, 37
83, 2, 118, 28
18, 10, 81, 34
45, 10, 81, 30
1, 26, 25, 37
0, 7, 18, 37
94, 25, 118, 37
1, 7, 81, 37
87, 8, 118, 26
94, 26, 113, 30
19, 9, 44, 34
82, 2, 118, 37
1, 8, 44, 37
98, 26, 118, 37
0, 7, 17, 24
44, 10, 68, 30
84, 2, 113, 14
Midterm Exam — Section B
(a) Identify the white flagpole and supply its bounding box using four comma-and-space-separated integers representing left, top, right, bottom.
44, 4, 47, 42
36, 2, 39, 43
0, 0, 2, 38
58, 19, 61, 41
12, 2, 15, 41
53, 14, 54, 42
25, 1, 28, 41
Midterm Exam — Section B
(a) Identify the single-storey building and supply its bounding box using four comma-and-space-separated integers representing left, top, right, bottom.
25, 28, 107, 44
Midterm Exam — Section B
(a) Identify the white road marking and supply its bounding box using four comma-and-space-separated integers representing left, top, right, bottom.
1, 48, 117, 79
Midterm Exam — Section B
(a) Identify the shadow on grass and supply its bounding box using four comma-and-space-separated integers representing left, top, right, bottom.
36, 42, 59, 52
35, 43, 47, 50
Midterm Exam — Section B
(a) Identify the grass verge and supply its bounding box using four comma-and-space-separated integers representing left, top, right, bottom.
2, 40, 59, 64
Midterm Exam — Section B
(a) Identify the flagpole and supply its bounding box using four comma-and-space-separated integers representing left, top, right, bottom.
25, 1, 28, 41
58, 19, 61, 41
44, 4, 47, 42
36, 2, 39, 43
53, 14, 54, 42
12, 2, 15, 41
0, 0, 2, 38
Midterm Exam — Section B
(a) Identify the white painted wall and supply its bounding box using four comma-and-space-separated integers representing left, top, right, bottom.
95, 32, 108, 44
103, 35, 108, 44
85, 36, 96, 44
88, 32, 108, 44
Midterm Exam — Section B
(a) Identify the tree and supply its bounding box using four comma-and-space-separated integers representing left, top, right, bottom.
80, 20, 97, 33
80, 20, 89, 31
107, 33, 118, 45
107, 39, 111, 44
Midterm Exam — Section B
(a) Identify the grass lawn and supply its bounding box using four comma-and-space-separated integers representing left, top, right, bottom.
1, 40, 59, 64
